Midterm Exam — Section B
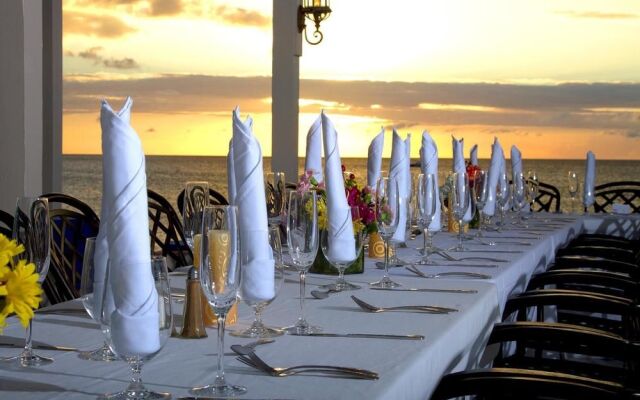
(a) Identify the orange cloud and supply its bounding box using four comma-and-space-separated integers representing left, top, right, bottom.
64, 11, 137, 38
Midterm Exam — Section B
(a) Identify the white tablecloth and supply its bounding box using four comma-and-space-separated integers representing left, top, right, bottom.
0, 213, 637, 399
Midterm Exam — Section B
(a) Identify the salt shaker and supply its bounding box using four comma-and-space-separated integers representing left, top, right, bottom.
180, 267, 208, 338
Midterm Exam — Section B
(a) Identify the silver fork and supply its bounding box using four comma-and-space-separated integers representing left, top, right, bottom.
350, 295, 457, 314
405, 265, 490, 280
436, 251, 508, 263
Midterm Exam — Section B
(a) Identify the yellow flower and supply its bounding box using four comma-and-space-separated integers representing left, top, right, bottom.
0, 260, 42, 328
0, 234, 24, 267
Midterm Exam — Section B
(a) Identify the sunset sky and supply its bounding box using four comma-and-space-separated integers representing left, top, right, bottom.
62, 0, 640, 159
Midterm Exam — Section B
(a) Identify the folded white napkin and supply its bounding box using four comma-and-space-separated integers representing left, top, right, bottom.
100, 97, 159, 356
470, 144, 479, 165
583, 151, 596, 207
419, 131, 441, 231
227, 139, 236, 204
511, 145, 525, 196
482, 137, 504, 217
390, 130, 408, 242
367, 128, 384, 188
404, 133, 412, 198
452, 136, 472, 221
305, 115, 323, 183
231, 107, 274, 303
321, 112, 356, 262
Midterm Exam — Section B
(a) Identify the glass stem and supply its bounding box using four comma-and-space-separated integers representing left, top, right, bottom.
383, 238, 390, 278
216, 314, 227, 385
458, 219, 463, 249
422, 227, 430, 262
299, 271, 306, 322
254, 306, 263, 326
126, 359, 145, 395
478, 211, 483, 235
337, 266, 345, 284
24, 320, 33, 353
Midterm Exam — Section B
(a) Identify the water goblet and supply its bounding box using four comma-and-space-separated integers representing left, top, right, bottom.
450, 172, 470, 251
527, 170, 539, 211
512, 173, 529, 227
191, 205, 246, 397
370, 177, 401, 288
183, 181, 209, 251
284, 190, 320, 335
100, 256, 173, 399
78, 237, 117, 361
320, 220, 363, 291
495, 173, 511, 231
231, 225, 284, 338
473, 170, 489, 236
415, 173, 437, 265
567, 171, 579, 214
265, 172, 286, 227
2, 197, 52, 367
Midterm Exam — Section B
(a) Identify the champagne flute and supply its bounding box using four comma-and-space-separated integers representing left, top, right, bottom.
183, 181, 210, 252
285, 191, 320, 335
265, 172, 286, 227
2, 197, 52, 367
78, 237, 117, 361
495, 172, 510, 231
231, 225, 284, 338
527, 170, 539, 212
451, 172, 470, 251
320, 214, 363, 291
370, 177, 401, 288
512, 172, 529, 227
191, 205, 246, 397
473, 170, 489, 237
101, 256, 173, 399
567, 171, 579, 214
415, 173, 437, 265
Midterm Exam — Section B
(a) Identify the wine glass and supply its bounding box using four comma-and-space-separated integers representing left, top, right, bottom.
567, 171, 579, 214
320, 216, 363, 291
78, 237, 117, 361
527, 170, 539, 211
231, 225, 284, 338
512, 172, 529, 227
2, 197, 52, 367
450, 172, 471, 251
265, 172, 286, 227
473, 170, 489, 237
191, 205, 246, 397
370, 176, 401, 288
495, 173, 511, 231
285, 190, 320, 335
415, 173, 437, 265
183, 181, 209, 252
100, 256, 173, 399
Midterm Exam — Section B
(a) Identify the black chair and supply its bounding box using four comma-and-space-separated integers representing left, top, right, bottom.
41, 193, 100, 305
531, 181, 561, 213
550, 255, 640, 281
148, 189, 192, 269
176, 188, 228, 214
556, 245, 639, 266
591, 181, 640, 214
569, 234, 640, 256
0, 209, 14, 237
432, 367, 628, 400
527, 269, 638, 302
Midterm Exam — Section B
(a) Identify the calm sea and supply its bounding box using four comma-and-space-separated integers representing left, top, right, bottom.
63, 155, 640, 215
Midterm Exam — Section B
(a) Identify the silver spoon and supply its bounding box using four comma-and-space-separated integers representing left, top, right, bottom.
311, 286, 342, 299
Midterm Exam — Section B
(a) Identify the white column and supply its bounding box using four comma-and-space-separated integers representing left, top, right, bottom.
272, 0, 302, 183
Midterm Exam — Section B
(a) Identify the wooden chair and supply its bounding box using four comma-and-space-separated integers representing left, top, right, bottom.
531, 181, 561, 213
176, 187, 228, 214
591, 181, 640, 214
0, 209, 13, 237
148, 189, 192, 269
41, 193, 100, 305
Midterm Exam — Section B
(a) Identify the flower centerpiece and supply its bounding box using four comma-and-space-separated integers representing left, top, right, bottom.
440, 161, 483, 232
0, 233, 43, 332
297, 166, 375, 274
466, 161, 482, 228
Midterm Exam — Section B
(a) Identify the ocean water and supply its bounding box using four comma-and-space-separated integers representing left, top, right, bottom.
63, 155, 640, 216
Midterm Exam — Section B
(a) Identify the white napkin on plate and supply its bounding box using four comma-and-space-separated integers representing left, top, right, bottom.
470, 144, 479, 165
483, 137, 504, 217
321, 112, 356, 262
100, 97, 159, 357
583, 151, 596, 207
231, 107, 275, 303
452, 136, 472, 221
367, 128, 384, 188
419, 131, 441, 231
304, 115, 323, 183
390, 130, 408, 242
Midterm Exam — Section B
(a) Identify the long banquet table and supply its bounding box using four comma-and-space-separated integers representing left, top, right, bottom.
1, 213, 638, 400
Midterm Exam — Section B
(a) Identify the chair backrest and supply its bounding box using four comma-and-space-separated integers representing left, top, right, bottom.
532, 181, 561, 213
591, 181, 640, 213
0, 209, 14, 237
176, 188, 228, 214
148, 189, 192, 269
40, 193, 100, 305
527, 269, 638, 301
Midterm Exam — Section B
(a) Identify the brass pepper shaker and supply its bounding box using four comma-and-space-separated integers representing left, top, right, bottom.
180, 267, 207, 339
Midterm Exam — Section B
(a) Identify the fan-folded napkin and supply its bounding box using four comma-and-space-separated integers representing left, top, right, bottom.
482, 137, 504, 217
470, 144, 479, 165
452, 136, 472, 221
231, 107, 274, 303
583, 151, 596, 207
305, 115, 323, 183
99, 97, 159, 356
419, 131, 441, 231
321, 112, 356, 262
390, 130, 409, 242
367, 128, 384, 188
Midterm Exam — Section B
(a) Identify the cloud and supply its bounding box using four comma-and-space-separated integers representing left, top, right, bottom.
213, 5, 270, 27
147, 128, 156, 132
78, 46, 103, 63
148, 0, 183, 16
64, 11, 137, 38
67, 47, 140, 69
555, 10, 639, 20
102, 57, 140, 69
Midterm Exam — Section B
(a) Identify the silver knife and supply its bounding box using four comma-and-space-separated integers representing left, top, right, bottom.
435, 263, 499, 268
290, 332, 425, 340
371, 287, 477, 294
457, 250, 522, 254
0, 342, 77, 352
